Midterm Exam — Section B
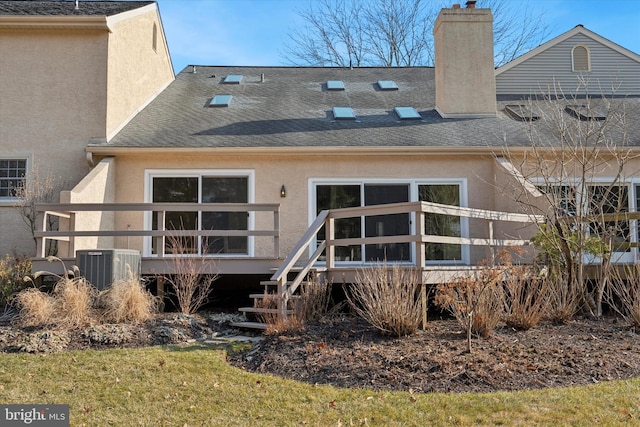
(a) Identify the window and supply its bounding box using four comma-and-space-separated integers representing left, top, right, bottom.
394, 106, 422, 120
223, 75, 243, 84
326, 80, 345, 91
209, 94, 232, 107
378, 80, 398, 91
152, 22, 158, 52
420, 184, 462, 261
148, 171, 252, 256
565, 104, 606, 121
505, 104, 540, 122
313, 180, 466, 264
332, 106, 356, 120
572, 45, 590, 72
0, 159, 27, 199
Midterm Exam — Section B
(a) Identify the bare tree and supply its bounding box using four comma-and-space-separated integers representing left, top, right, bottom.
13, 165, 63, 256
283, 0, 550, 67
499, 84, 640, 318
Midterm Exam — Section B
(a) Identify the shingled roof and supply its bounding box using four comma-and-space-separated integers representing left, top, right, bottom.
0, 0, 153, 16
95, 66, 640, 151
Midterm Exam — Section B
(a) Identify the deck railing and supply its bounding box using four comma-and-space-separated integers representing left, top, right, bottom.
34, 202, 281, 259
271, 201, 546, 317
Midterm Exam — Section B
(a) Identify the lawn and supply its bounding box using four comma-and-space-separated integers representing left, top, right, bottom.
0, 344, 638, 426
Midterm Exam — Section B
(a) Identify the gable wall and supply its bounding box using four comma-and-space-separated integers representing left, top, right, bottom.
105, 7, 174, 139
496, 33, 640, 96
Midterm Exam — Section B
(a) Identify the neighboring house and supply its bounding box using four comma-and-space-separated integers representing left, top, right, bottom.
0, 0, 174, 256
10, 5, 640, 296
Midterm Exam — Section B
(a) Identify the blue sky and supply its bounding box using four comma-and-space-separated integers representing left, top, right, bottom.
156, 0, 640, 73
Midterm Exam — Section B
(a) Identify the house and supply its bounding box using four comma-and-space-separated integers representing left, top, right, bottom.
6, 4, 640, 319
0, 0, 174, 256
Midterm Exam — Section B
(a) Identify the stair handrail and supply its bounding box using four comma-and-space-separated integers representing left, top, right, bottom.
271, 209, 329, 289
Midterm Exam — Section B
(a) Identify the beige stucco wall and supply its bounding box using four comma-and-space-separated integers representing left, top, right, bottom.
434, 7, 496, 118
105, 7, 174, 138
103, 150, 521, 265
0, 27, 108, 256
58, 157, 117, 255
0, 5, 174, 257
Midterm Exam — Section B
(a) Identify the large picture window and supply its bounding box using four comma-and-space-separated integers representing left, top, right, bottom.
313, 180, 466, 264
147, 171, 252, 256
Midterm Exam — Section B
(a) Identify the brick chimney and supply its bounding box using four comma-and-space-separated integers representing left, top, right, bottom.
433, 4, 496, 118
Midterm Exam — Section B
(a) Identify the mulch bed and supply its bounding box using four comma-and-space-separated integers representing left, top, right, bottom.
228, 316, 640, 394
2, 311, 639, 394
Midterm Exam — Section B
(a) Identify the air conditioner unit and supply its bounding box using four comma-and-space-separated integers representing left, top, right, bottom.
76, 249, 141, 290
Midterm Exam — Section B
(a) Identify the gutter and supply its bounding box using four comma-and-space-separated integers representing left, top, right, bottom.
0, 15, 112, 31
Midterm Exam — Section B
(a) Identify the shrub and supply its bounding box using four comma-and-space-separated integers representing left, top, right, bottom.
502, 266, 550, 331
163, 232, 218, 315
294, 275, 332, 323
101, 279, 157, 324
0, 254, 32, 307
546, 272, 581, 324
13, 288, 56, 327
607, 265, 640, 328
52, 276, 96, 328
345, 262, 423, 337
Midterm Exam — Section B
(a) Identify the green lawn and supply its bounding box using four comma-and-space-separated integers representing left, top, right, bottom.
0, 344, 638, 426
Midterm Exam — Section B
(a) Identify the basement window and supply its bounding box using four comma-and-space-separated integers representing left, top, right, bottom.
326, 80, 345, 91
378, 80, 398, 90
209, 94, 232, 107
565, 104, 606, 121
504, 104, 540, 121
394, 106, 421, 120
333, 106, 356, 120
223, 74, 243, 84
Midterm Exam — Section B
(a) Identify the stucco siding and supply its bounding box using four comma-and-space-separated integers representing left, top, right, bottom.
105, 7, 174, 139
105, 152, 522, 265
496, 33, 640, 96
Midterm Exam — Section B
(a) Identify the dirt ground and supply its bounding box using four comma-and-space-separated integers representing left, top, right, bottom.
1, 311, 639, 394
229, 316, 640, 394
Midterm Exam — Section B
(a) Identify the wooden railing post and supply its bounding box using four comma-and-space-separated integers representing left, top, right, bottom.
416, 210, 426, 268
326, 216, 335, 269
273, 208, 280, 258
157, 210, 165, 257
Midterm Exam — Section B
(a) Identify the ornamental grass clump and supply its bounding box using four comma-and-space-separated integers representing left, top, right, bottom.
101, 279, 157, 324
345, 262, 422, 337
52, 276, 96, 328
13, 288, 57, 327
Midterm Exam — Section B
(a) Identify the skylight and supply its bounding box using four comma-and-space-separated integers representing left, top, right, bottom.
394, 106, 421, 120
333, 106, 356, 120
209, 94, 232, 107
378, 80, 399, 90
565, 104, 606, 121
223, 74, 243, 84
326, 80, 345, 91
505, 104, 540, 121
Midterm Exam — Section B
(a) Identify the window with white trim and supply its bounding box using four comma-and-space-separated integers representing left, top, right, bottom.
572, 45, 590, 72
148, 171, 252, 256
0, 159, 27, 199
312, 179, 467, 264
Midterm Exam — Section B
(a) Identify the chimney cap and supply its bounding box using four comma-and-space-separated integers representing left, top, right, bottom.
466, 0, 477, 7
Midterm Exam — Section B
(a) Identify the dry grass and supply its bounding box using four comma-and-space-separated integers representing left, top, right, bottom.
294, 275, 332, 323
51, 277, 96, 328
607, 265, 640, 328
345, 262, 422, 337
100, 279, 157, 324
13, 288, 56, 327
502, 266, 550, 331
546, 273, 581, 324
